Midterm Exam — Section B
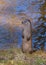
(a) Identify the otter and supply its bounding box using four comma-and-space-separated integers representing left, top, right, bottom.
22, 19, 33, 53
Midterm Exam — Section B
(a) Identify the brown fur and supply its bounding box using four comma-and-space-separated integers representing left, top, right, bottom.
22, 19, 33, 53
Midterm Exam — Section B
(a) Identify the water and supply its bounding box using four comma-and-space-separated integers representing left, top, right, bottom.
0, 0, 46, 50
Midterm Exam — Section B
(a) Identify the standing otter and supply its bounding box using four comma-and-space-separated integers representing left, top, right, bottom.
22, 19, 33, 53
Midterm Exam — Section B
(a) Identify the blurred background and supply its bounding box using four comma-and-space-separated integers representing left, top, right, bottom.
0, 0, 46, 50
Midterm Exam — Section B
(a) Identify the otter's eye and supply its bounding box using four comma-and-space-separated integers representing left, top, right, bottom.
27, 37, 31, 41
22, 35, 24, 38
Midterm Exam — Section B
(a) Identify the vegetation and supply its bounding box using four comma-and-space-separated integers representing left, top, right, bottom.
0, 48, 46, 65
33, 0, 46, 50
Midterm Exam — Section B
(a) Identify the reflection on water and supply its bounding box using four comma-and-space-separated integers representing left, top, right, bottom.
0, 0, 46, 50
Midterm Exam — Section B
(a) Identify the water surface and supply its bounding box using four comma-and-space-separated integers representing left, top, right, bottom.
0, 0, 46, 50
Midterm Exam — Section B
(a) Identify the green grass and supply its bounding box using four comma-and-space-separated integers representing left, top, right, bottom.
0, 48, 46, 65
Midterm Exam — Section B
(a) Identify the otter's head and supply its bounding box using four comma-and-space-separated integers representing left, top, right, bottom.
22, 19, 31, 26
